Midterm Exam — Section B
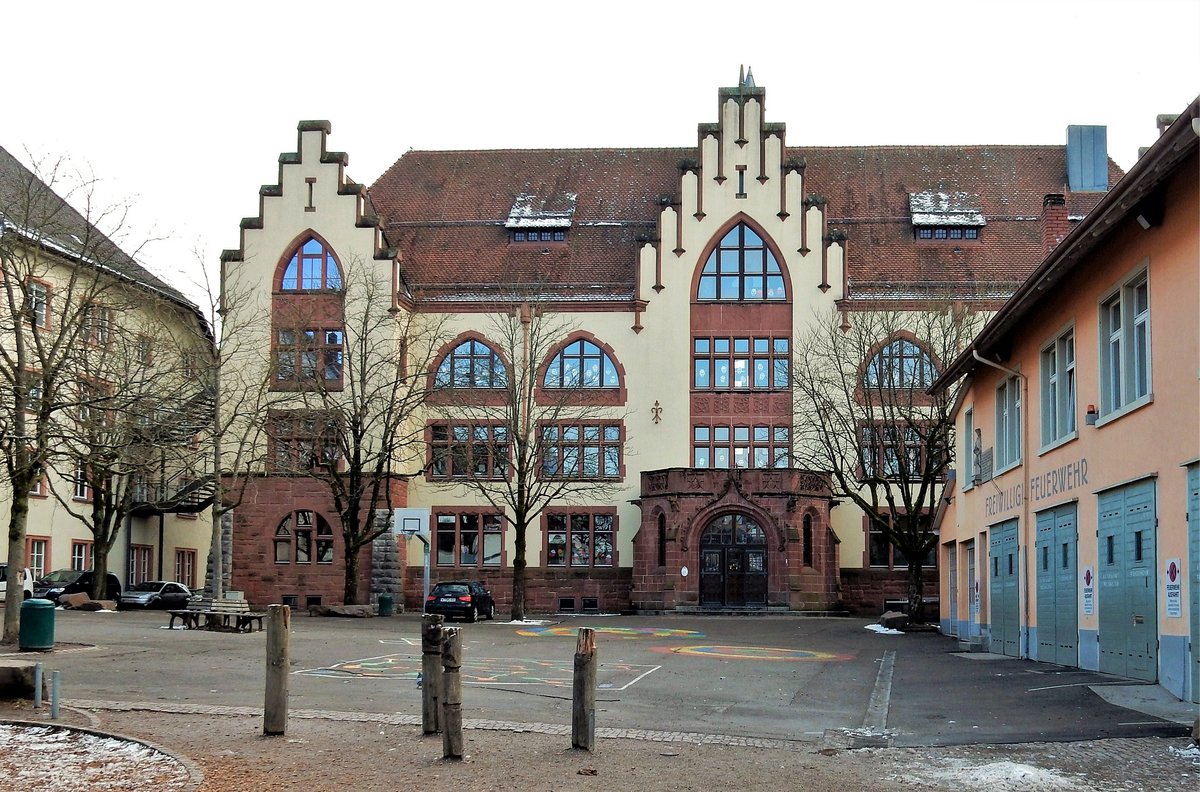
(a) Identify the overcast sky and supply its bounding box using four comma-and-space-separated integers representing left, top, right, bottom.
5, 0, 1198, 306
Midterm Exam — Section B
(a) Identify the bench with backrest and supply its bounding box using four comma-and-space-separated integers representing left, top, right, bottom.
167, 598, 266, 633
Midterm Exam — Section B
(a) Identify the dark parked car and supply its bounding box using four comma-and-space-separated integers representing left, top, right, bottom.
119, 580, 193, 610
33, 569, 122, 603
424, 580, 496, 622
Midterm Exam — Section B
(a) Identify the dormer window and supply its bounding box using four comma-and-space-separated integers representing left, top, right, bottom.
514, 229, 566, 243
505, 192, 575, 244
909, 191, 985, 242
916, 227, 980, 240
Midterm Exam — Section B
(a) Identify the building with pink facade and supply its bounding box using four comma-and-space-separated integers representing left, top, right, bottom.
933, 99, 1199, 703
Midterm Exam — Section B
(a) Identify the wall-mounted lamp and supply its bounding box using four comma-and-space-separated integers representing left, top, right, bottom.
1085, 404, 1099, 426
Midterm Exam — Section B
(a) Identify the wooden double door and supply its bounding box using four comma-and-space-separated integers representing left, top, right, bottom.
699, 514, 767, 607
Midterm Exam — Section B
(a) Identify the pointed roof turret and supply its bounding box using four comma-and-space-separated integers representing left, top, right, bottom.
743, 66, 755, 88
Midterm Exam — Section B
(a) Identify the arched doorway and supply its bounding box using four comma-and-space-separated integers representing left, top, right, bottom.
699, 514, 767, 606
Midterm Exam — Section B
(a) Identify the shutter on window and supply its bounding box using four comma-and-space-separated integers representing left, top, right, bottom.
978, 448, 994, 483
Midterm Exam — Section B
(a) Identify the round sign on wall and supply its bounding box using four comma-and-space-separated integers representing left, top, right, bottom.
681, 566, 689, 577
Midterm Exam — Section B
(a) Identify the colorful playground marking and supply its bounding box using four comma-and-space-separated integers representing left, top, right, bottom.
652, 645, 852, 661
515, 626, 704, 639
297, 653, 660, 689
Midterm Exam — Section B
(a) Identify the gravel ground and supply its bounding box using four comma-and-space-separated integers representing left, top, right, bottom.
2, 699, 1198, 791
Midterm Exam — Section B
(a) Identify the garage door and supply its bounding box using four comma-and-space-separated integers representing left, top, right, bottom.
1188, 464, 1199, 703
988, 520, 1020, 657
1098, 479, 1157, 681
1036, 503, 1078, 666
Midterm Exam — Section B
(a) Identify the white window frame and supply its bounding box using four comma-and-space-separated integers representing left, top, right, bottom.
1039, 326, 1077, 450
1098, 265, 1151, 421
995, 374, 1021, 472
961, 407, 974, 490
27, 282, 48, 327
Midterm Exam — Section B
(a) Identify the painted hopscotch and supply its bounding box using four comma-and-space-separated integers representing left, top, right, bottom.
298, 653, 659, 689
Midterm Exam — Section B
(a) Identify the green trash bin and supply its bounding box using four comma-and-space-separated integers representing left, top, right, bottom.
19, 598, 55, 651
377, 594, 395, 617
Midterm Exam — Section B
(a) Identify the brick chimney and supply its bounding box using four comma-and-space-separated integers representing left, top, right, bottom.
1042, 194, 1069, 255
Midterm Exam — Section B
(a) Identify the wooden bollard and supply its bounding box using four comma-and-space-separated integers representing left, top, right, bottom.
572, 627, 597, 751
421, 613, 445, 734
441, 627, 464, 759
263, 604, 290, 736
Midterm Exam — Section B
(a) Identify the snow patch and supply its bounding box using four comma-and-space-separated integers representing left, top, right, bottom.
864, 624, 904, 635
915, 759, 1085, 790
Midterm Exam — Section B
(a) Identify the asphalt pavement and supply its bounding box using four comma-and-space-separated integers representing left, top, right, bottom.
9, 608, 1195, 748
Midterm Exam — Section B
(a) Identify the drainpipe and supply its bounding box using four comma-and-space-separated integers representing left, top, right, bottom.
971, 349, 1031, 659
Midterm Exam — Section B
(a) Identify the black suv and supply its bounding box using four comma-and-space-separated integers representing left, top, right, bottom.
33, 569, 122, 603
423, 580, 496, 622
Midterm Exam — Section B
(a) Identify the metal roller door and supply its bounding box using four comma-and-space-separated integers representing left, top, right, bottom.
988, 520, 1020, 657
1098, 479, 1157, 681
1036, 503, 1078, 666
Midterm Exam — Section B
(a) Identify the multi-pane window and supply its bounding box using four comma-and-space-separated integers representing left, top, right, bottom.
27, 281, 48, 327
962, 407, 975, 488
274, 510, 333, 564
513, 230, 566, 242
541, 423, 622, 478
128, 545, 152, 585
82, 304, 111, 346
860, 424, 925, 479
863, 339, 937, 390
692, 425, 790, 469
867, 516, 936, 569
269, 412, 341, 472
546, 512, 615, 567
434, 340, 508, 388
174, 549, 198, 588
23, 373, 42, 413
435, 512, 504, 567
692, 336, 789, 390
543, 340, 619, 389
275, 328, 344, 386
280, 237, 342, 290
72, 461, 91, 501
429, 424, 509, 478
995, 374, 1021, 470
26, 537, 48, 579
1099, 270, 1150, 416
1040, 328, 1076, 445
70, 541, 94, 571
696, 223, 786, 301
916, 226, 979, 240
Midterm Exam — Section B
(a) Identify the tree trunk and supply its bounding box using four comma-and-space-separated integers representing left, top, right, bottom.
906, 561, 925, 623
343, 543, 360, 605
511, 519, 527, 621
3, 494, 31, 643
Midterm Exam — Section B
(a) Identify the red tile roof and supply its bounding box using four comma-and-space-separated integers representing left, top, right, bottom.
369, 143, 1122, 304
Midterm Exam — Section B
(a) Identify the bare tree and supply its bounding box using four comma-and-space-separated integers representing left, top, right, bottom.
178, 250, 273, 600
264, 259, 445, 605
43, 299, 209, 599
0, 148, 170, 637
426, 301, 629, 621
791, 304, 981, 619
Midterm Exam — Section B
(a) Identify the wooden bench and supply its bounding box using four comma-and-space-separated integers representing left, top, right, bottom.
166, 609, 266, 633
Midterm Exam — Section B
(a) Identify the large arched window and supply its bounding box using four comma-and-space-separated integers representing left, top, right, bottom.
435, 339, 508, 388
863, 339, 938, 389
543, 339, 619, 389
274, 510, 334, 564
697, 223, 786, 301
280, 236, 342, 290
